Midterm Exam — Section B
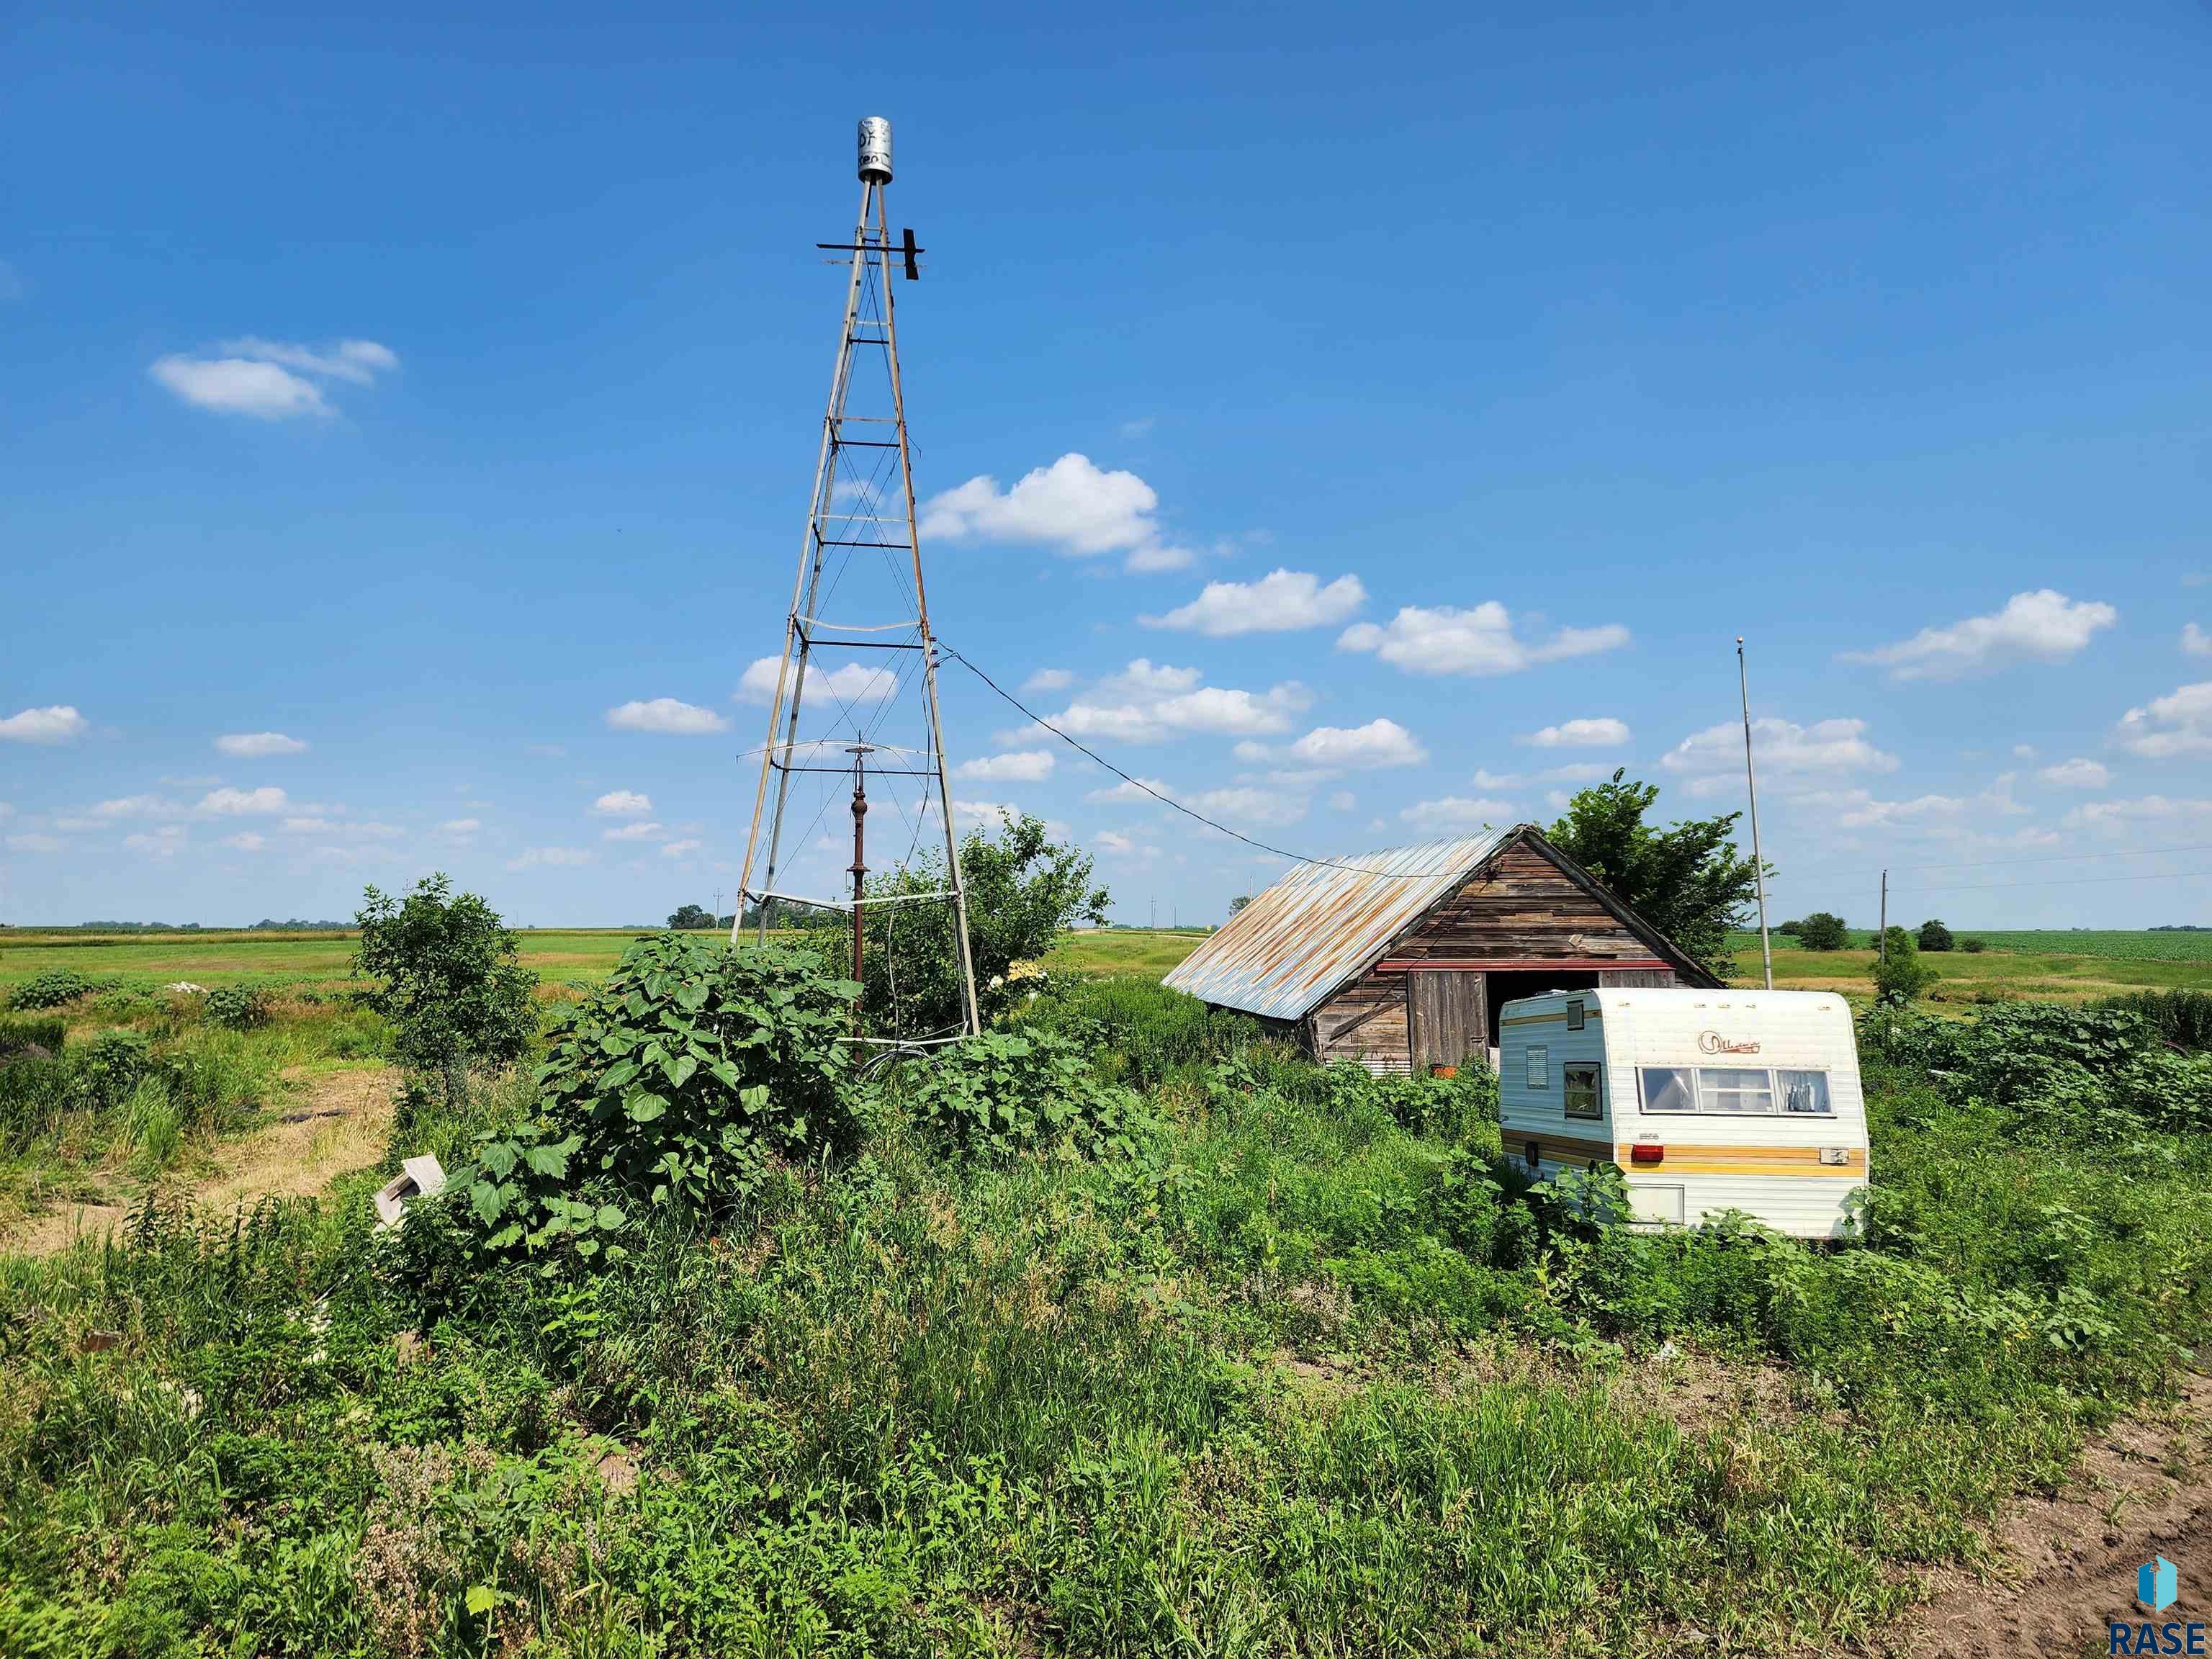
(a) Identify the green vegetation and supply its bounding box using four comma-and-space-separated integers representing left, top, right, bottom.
2, 938, 2206, 1654
863, 812, 1109, 1038
1790, 911, 1850, 951
355, 876, 536, 1110
1545, 769, 1765, 979
1917, 918, 1954, 953
1870, 925, 1940, 1005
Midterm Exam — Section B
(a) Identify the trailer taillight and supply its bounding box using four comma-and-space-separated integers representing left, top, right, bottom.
1629, 1144, 1665, 1165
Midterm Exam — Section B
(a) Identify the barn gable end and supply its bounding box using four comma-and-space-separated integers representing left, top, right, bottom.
1170, 825, 1722, 1074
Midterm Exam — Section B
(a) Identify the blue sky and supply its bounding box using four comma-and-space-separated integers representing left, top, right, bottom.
4, 3, 2210, 930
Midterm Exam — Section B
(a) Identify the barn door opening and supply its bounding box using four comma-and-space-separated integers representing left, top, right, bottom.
1409, 971, 1486, 1074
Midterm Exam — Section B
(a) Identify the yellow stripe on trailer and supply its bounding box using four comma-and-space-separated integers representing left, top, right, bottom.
1614, 1143, 1866, 1176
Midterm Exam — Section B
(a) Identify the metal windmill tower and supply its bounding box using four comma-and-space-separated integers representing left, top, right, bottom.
734, 117, 981, 1043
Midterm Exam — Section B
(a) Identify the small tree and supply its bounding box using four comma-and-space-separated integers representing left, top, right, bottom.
1546, 771, 1767, 979
1228, 895, 1253, 916
1870, 925, 1938, 1003
1794, 912, 1849, 951
1917, 917, 1954, 953
863, 813, 1108, 1038
668, 903, 714, 930
355, 874, 537, 1107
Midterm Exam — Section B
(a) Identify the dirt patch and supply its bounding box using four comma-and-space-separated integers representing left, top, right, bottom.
1856, 1372, 2212, 1658
0, 1064, 398, 1258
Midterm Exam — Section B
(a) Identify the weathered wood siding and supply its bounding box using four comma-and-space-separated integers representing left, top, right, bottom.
1599, 968, 1679, 988
1310, 973, 1413, 1073
1388, 845, 1674, 966
1409, 970, 1488, 1071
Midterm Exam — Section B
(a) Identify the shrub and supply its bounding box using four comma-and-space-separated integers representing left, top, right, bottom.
355, 874, 536, 1106
1960, 936, 1987, 954
0, 1054, 71, 1150
7, 970, 102, 1011
1917, 918, 1954, 953
1870, 926, 1938, 1003
533, 932, 858, 1208
2100, 989, 2212, 1051
73, 1029, 153, 1110
202, 984, 274, 1031
859, 814, 1108, 1040
0, 1015, 65, 1059
1794, 912, 1848, 951
903, 1028, 1145, 1159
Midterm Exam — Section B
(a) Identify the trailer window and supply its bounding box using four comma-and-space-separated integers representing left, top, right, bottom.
1563, 1062, 1603, 1120
1696, 1067, 1776, 1114
1566, 999, 1586, 1030
1526, 1045, 1549, 1089
1638, 1066, 1695, 1113
1779, 1069, 1833, 1115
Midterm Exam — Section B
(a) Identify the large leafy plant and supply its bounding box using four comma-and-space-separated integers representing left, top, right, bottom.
534, 932, 858, 1207
902, 1028, 1145, 1160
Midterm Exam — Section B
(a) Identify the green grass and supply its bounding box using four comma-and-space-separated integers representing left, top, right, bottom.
0, 983, 2206, 1653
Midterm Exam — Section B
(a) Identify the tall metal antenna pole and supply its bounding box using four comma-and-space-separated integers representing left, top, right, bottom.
1736, 637, 1773, 989
732, 117, 980, 1040
873, 161, 981, 1037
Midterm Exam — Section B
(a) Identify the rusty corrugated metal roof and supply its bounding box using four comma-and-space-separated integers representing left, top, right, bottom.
1162, 829, 1514, 1022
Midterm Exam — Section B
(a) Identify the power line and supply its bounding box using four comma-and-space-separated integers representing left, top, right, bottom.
936, 641, 1475, 879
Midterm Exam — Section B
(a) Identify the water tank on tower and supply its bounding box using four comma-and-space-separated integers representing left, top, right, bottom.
858, 117, 893, 183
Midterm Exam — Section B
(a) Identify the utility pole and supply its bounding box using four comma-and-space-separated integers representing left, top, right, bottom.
1735, 637, 1773, 989
1879, 870, 1889, 961
712, 887, 724, 930
848, 742, 871, 1028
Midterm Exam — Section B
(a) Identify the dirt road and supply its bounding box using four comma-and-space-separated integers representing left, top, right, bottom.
0, 1063, 397, 1258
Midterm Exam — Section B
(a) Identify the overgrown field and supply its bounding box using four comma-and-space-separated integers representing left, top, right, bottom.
1, 951, 2208, 1655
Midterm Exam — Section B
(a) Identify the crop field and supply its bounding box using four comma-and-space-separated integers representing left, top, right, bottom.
11, 925, 2212, 1012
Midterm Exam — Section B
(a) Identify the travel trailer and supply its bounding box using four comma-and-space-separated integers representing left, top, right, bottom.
1496, 986, 1869, 1240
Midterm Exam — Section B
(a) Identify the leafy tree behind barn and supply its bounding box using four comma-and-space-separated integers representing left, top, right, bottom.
1545, 770, 1766, 979
1794, 912, 1849, 951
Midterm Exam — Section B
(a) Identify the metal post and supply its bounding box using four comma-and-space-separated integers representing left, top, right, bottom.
1735, 637, 1773, 990
873, 168, 981, 1035
848, 743, 869, 1025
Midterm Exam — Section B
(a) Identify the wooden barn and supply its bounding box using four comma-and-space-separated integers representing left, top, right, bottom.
1163, 824, 1722, 1074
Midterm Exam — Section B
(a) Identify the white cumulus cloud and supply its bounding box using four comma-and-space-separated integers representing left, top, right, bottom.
593, 790, 654, 817
956, 750, 1056, 783
1398, 796, 1516, 831
216, 732, 307, 757
6, 832, 66, 853
0, 705, 88, 744
603, 821, 666, 842
1143, 570, 1367, 637
222, 832, 266, 852
1020, 668, 1074, 694
198, 786, 290, 816
150, 337, 397, 421
660, 840, 702, 858
2185, 623, 2211, 658
2038, 757, 2110, 789
2116, 681, 2212, 759
1843, 589, 2116, 680
606, 698, 730, 735
919, 453, 1194, 572
735, 657, 899, 709
1185, 786, 1307, 828
1047, 659, 1311, 745
1664, 717, 1898, 788
1338, 603, 1627, 676
1519, 717, 1630, 749
1286, 719, 1427, 770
